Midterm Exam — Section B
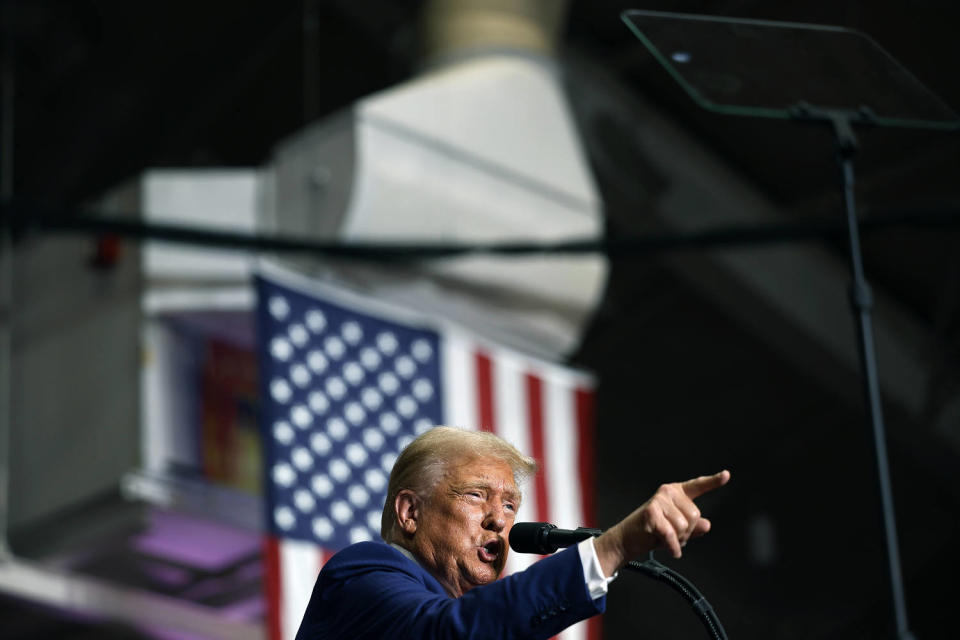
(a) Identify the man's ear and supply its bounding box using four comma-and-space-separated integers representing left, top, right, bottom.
395, 490, 420, 535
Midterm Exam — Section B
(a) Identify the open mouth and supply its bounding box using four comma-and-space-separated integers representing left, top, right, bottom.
478, 539, 501, 563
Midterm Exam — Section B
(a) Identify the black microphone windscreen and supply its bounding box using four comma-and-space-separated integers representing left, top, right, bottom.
509, 522, 555, 554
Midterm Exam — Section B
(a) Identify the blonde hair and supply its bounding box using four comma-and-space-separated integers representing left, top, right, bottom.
380, 426, 537, 542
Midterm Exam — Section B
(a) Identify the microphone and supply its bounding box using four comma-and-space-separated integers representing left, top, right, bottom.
509, 522, 604, 554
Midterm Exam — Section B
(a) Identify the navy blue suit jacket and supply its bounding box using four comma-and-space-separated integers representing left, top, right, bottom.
295, 541, 604, 639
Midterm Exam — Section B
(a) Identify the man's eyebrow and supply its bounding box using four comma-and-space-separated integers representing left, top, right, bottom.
452, 481, 494, 492
501, 487, 521, 502
453, 481, 522, 502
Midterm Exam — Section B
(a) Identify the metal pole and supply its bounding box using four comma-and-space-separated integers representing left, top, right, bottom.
840, 153, 914, 640
0, 0, 17, 558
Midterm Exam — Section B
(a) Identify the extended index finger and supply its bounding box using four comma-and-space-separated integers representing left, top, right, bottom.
681, 470, 731, 499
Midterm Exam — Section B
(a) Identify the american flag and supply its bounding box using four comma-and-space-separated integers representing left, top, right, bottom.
257, 267, 599, 640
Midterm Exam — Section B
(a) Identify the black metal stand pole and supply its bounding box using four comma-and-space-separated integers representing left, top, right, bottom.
791, 104, 915, 639
840, 151, 914, 640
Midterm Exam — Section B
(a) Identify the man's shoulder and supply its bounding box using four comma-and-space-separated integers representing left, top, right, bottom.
323, 541, 422, 578
317, 540, 450, 601
299, 542, 438, 640
327, 540, 404, 560
328, 540, 400, 561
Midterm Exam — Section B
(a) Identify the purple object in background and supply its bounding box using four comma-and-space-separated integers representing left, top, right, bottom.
139, 561, 195, 588
131, 510, 261, 572
140, 625, 217, 640
219, 595, 266, 622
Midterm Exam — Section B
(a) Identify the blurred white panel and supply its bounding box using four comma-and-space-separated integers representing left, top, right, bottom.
356, 55, 599, 220
270, 54, 608, 360
141, 169, 263, 282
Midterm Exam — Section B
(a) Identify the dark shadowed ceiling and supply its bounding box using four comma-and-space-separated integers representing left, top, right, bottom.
4, 1, 960, 638
7, 1, 960, 322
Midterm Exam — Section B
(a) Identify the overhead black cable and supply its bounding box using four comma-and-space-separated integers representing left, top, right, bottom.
1, 201, 958, 261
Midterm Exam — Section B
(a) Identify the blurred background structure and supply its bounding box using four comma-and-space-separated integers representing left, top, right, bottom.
2, 0, 959, 638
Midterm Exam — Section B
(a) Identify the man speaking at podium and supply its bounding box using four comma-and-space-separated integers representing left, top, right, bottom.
295, 427, 730, 639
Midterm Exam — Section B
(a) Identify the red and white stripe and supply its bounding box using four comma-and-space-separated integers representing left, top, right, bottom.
441, 330, 600, 640
264, 537, 332, 640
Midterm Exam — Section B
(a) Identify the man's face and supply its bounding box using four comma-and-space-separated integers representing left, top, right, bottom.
407, 456, 520, 597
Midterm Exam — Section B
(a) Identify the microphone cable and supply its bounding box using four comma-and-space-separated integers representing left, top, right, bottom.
625, 552, 728, 640
510, 523, 728, 639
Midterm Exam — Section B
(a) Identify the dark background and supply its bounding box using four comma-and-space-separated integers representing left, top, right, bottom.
4, 1, 960, 638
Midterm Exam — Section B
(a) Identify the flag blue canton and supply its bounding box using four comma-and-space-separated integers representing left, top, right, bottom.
257, 277, 443, 550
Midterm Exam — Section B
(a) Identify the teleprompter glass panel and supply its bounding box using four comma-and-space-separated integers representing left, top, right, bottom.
621, 10, 960, 130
